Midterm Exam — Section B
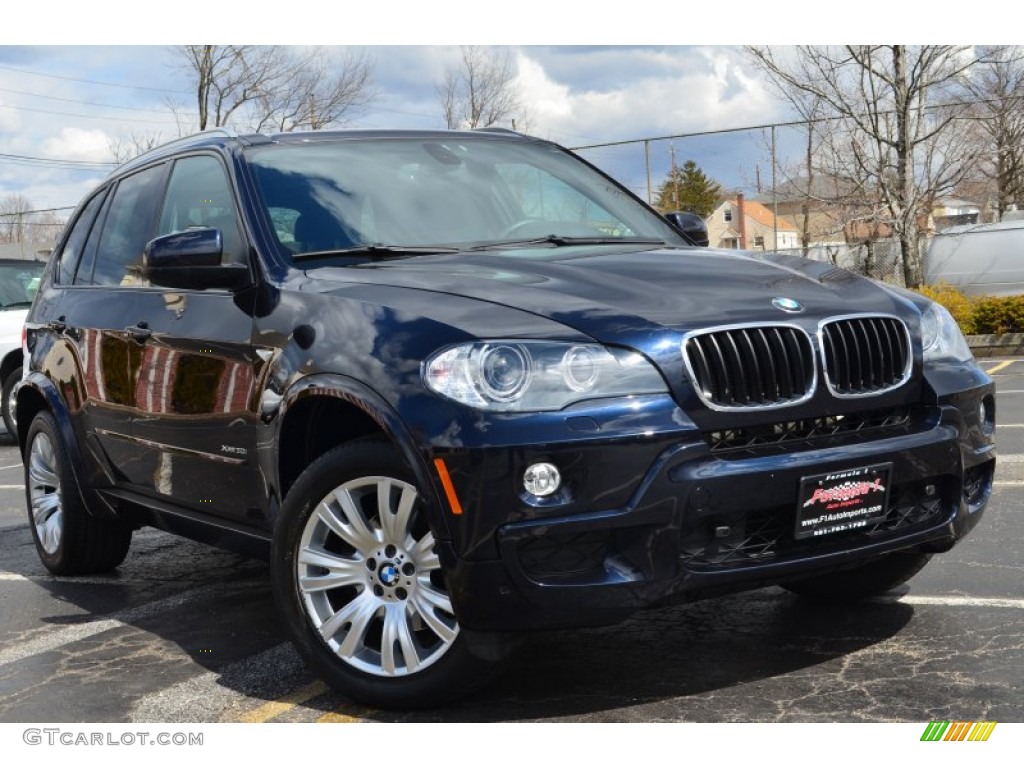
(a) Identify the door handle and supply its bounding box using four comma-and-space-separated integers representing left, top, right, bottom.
125, 322, 152, 343
47, 316, 67, 333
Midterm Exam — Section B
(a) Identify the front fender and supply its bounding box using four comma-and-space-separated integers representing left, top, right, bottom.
275, 373, 453, 542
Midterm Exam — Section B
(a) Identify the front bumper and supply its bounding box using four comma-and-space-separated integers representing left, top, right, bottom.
434, 389, 995, 632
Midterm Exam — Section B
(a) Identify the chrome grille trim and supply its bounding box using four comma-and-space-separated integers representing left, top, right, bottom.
681, 323, 816, 411
818, 315, 912, 398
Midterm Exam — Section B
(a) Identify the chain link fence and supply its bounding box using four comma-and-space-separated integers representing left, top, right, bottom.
773, 240, 919, 287
571, 122, 931, 289
0, 208, 70, 262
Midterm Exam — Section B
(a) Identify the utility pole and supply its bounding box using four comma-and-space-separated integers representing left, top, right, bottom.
772, 125, 779, 251
669, 144, 678, 209
644, 140, 652, 204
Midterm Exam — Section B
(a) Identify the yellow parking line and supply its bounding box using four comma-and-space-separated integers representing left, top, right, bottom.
985, 359, 1016, 374
316, 710, 364, 723
235, 680, 329, 723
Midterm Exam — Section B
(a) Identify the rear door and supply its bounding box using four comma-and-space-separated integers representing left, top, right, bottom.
42, 164, 169, 484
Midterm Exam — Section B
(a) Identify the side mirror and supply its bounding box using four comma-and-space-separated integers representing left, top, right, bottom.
665, 211, 710, 247
143, 228, 250, 290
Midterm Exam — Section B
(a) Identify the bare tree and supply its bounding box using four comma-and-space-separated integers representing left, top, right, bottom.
0, 194, 33, 244
175, 46, 375, 133
108, 131, 166, 165
252, 49, 375, 132
437, 46, 522, 130
748, 46, 980, 287
960, 46, 1024, 217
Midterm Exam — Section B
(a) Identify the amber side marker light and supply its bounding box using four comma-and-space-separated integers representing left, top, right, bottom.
433, 458, 463, 516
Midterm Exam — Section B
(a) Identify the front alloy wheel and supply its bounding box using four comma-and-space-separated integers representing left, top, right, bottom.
297, 475, 458, 677
272, 438, 499, 709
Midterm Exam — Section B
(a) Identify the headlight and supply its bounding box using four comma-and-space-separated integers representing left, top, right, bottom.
921, 302, 973, 363
424, 341, 668, 411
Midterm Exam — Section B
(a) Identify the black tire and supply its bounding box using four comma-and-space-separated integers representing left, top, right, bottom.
782, 551, 933, 602
2, 367, 21, 438
271, 438, 500, 709
24, 411, 132, 576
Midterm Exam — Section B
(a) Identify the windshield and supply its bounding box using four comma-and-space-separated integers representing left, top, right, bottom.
245, 136, 687, 263
0, 261, 44, 309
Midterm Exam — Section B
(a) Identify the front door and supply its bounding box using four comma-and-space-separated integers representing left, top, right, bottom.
123, 154, 265, 526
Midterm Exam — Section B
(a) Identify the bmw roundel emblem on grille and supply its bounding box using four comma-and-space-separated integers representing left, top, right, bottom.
772, 297, 803, 313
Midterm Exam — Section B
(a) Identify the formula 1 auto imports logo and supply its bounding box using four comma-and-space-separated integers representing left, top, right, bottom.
803, 478, 886, 507
920, 721, 997, 741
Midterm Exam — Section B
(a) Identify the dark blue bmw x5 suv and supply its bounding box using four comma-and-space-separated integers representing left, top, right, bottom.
17, 128, 995, 708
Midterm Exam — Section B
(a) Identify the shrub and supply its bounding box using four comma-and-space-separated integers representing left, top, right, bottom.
916, 283, 1024, 335
971, 296, 1024, 335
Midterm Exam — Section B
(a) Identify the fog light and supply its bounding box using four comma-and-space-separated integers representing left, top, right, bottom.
980, 395, 995, 436
523, 462, 561, 497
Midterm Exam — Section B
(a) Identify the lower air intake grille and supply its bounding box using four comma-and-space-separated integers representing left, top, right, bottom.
706, 407, 914, 455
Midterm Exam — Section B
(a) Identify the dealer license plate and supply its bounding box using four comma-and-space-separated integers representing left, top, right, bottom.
795, 463, 892, 540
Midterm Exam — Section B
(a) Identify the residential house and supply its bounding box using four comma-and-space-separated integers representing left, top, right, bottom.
705, 194, 800, 251
932, 198, 981, 231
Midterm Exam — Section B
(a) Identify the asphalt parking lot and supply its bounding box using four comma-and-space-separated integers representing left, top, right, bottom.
1, 361, 1022, 723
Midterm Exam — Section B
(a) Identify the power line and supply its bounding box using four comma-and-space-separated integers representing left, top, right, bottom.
0, 206, 75, 219
0, 102, 183, 126
0, 63, 190, 95
0, 152, 115, 170
0, 85, 197, 117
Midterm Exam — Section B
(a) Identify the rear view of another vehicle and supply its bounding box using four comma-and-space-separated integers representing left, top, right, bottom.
0, 259, 44, 437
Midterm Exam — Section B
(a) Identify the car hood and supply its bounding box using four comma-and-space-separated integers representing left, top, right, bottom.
308, 246, 921, 349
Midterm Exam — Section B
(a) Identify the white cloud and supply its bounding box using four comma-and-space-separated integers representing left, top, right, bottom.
41, 127, 113, 162
517, 47, 782, 147
0, 99, 22, 134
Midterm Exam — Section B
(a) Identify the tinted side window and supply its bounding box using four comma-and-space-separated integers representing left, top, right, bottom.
55, 189, 108, 285
92, 164, 166, 287
159, 155, 245, 265
74, 190, 113, 286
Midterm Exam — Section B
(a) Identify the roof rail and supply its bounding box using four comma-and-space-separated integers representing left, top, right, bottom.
473, 126, 523, 136
110, 127, 241, 175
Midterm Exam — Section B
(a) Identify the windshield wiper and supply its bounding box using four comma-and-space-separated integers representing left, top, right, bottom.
468, 235, 666, 250
293, 244, 461, 262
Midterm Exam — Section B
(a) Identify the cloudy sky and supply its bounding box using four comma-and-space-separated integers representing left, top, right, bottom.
0, 3, 972, 220
0, 44, 794, 213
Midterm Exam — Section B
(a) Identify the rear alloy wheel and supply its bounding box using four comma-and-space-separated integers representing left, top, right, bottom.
2, 367, 21, 437
272, 439, 498, 709
25, 411, 132, 575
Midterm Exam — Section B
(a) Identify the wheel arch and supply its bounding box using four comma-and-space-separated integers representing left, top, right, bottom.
275, 373, 452, 541
15, 371, 119, 521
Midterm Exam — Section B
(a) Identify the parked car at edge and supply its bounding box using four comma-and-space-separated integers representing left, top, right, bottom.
18, 128, 995, 708
0, 258, 45, 437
